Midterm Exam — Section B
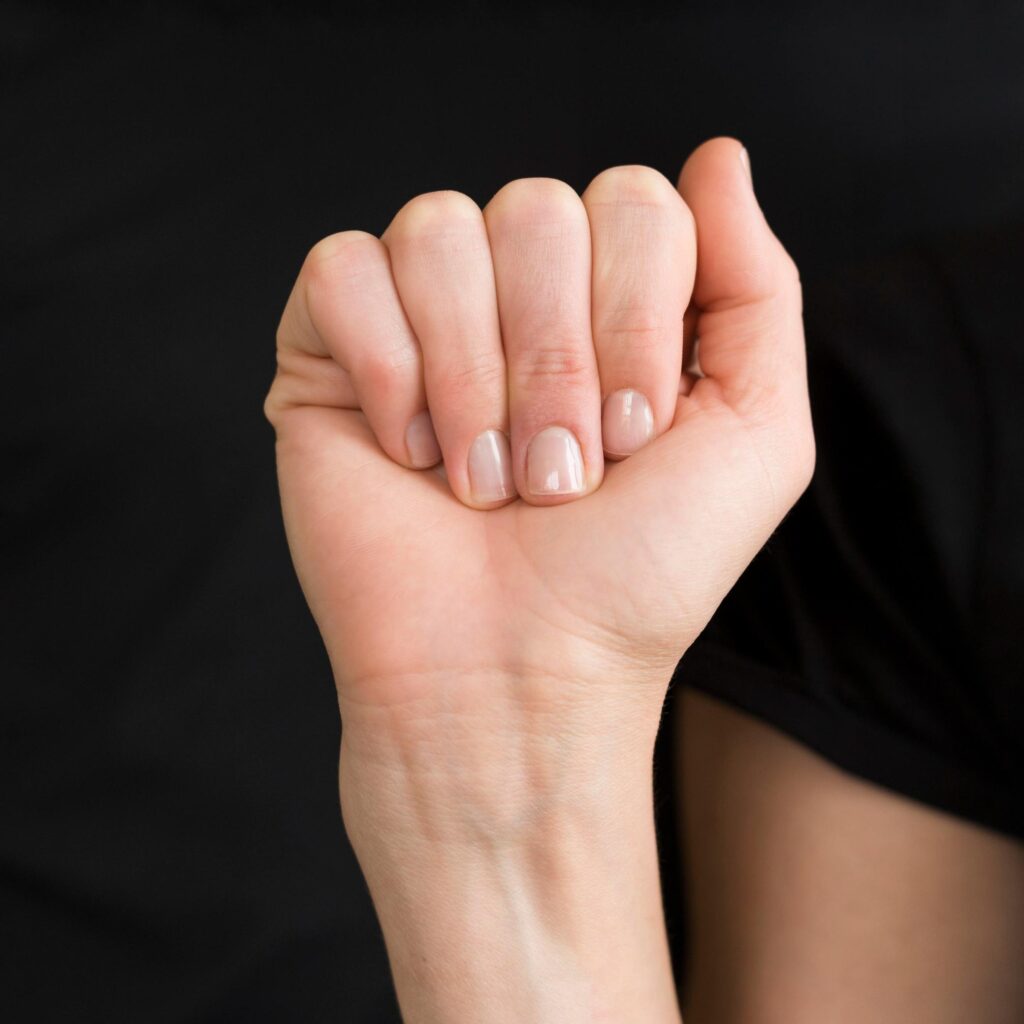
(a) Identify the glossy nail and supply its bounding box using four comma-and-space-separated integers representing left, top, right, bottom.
468, 429, 514, 503
405, 410, 441, 468
602, 389, 654, 457
526, 426, 584, 496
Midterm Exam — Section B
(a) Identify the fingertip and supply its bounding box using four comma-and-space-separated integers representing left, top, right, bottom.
676, 136, 749, 194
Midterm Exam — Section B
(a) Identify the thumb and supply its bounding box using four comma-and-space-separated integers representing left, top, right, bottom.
676, 136, 807, 422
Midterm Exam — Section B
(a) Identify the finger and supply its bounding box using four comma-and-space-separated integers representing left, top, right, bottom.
675, 137, 806, 420
273, 231, 441, 469
382, 191, 516, 509
267, 334, 361, 411
581, 165, 696, 460
483, 178, 603, 505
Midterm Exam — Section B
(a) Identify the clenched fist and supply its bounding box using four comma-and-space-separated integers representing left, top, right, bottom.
265, 135, 811, 711
264, 135, 813, 1022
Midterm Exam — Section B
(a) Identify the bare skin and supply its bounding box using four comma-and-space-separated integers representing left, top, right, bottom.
675, 688, 1024, 1024
265, 135, 811, 1021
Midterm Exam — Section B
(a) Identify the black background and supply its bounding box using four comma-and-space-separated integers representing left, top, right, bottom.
2, 2, 1022, 1021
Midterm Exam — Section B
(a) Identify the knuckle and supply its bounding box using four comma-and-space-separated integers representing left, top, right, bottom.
485, 177, 583, 230
357, 354, 392, 394
303, 230, 383, 291
584, 164, 681, 209
390, 189, 482, 242
356, 344, 419, 392
443, 357, 506, 395
597, 325, 666, 366
513, 341, 592, 387
595, 306, 667, 351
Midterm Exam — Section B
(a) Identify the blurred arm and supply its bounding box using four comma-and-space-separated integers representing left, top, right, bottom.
674, 688, 1024, 1024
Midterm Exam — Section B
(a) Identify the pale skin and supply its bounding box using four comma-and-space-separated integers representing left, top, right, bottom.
264, 136, 1024, 1021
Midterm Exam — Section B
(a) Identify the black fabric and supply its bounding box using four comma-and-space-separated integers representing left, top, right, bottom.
670, 222, 1024, 839
2, 2, 1022, 1021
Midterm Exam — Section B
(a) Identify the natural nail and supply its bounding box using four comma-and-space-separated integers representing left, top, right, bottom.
526, 426, 585, 496
602, 389, 654, 457
468, 429, 514, 503
406, 410, 441, 468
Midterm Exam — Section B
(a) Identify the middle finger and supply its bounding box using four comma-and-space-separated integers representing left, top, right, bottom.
484, 178, 603, 505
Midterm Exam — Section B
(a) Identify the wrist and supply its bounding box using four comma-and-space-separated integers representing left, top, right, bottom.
340, 741, 681, 1023
335, 667, 681, 1022
335, 663, 669, 847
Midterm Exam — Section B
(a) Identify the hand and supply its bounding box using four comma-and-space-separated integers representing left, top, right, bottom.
264, 137, 813, 1022
265, 136, 811, 748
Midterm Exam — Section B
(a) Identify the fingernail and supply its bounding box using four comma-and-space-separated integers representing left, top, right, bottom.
739, 145, 753, 186
526, 426, 585, 496
405, 410, 441, 468
602, 389, 654, 457
468, 429, 514, 503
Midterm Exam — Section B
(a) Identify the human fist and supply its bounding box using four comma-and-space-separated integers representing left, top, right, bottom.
271, 157, 704, 509
264, 136, 813, 765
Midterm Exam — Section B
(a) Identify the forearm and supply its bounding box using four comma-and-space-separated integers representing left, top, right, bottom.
338, 685, 682, 1024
